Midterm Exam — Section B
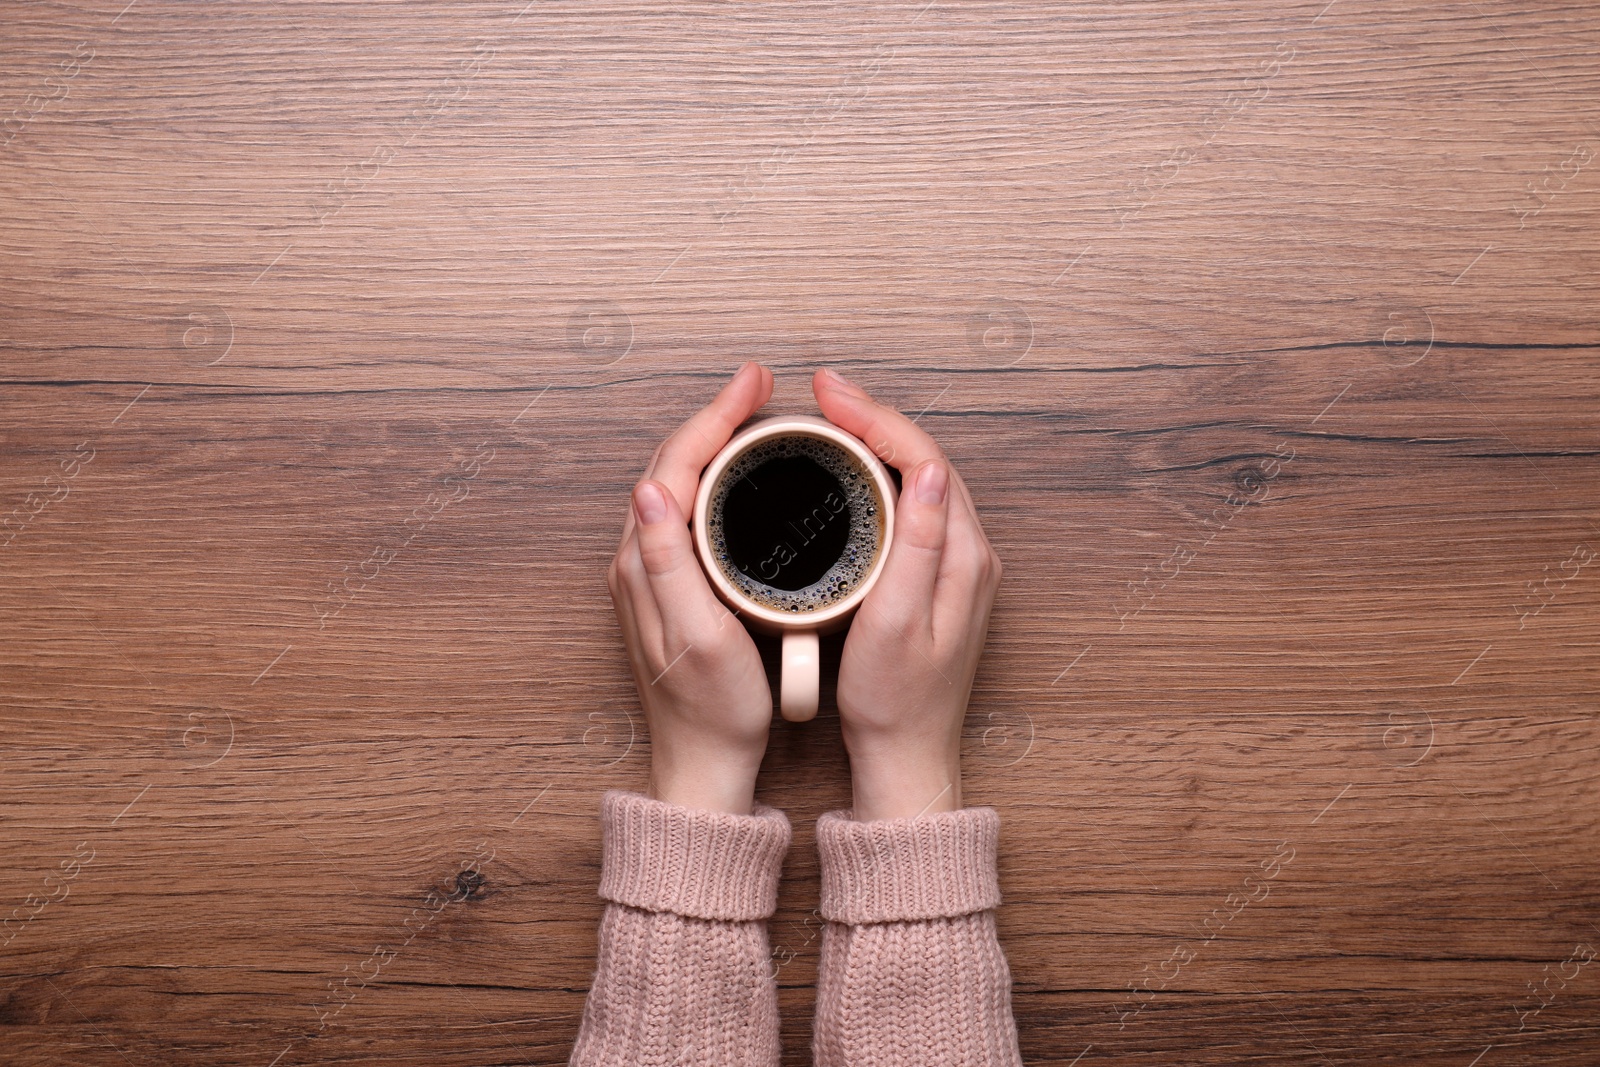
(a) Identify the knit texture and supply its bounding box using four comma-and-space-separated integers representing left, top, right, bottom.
814, 805, 1024, 1067
570, 791, 791, 1066
816, 805, 1002, 924
598, 789, 791, 921
569, 792, 1024, 1067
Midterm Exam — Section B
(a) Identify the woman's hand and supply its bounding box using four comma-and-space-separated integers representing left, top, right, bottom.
607, 362, 776, 815
813, 369, 1004, 821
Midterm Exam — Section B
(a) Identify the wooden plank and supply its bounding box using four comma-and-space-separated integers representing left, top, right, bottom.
3, 1, 1597, 1063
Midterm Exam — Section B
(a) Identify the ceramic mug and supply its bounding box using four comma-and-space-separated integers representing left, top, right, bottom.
692, 415, 897, 722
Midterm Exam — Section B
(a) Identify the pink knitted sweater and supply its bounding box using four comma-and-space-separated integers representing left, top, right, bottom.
569, 790, 1025, 1066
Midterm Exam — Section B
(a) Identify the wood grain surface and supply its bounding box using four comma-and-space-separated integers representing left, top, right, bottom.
3, 1, 1598, 1064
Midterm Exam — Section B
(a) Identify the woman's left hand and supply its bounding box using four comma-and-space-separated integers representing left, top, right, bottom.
606, 361, 776, 814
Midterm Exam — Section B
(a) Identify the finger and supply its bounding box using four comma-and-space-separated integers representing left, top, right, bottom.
813, 367, 989, 546
653, 361, 774, 513
864, 458, 949, 635
616, 439, 666, 555
812, 368, 941, 477
933, 520, 1001, 631
631, 479, 728, 650
941, 466, 993, 567
946, 464, 982, 530
618, 362, 773, 551
812, 372, 999, 633
615, 441, 667, 556
611, 531, 665, 673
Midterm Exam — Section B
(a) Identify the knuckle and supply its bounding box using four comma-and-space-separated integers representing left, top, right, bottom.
866, 614, 909, 646
681, 632, 723, 667
896, 528, 944, 559
869, 428, 897, 464
946, 531, 984, 569
640, 644, 672, 682
866, 598, 918, 639
900, 502, 949, 546
660, 613, 729, 668
636, 536, 682, 577
709, 628, 745, 659
618, 546, 648, 588
656, 435, 694, 471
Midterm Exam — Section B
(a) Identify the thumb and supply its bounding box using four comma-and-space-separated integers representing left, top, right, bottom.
631, 479, 722, 624
867, 459, 949, 631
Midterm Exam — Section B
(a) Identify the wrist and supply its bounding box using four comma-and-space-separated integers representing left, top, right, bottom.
648, 741, 763, 815
843, 732, 962, 821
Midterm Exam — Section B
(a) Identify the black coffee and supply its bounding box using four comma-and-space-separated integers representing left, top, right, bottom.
707, 435, 884, 613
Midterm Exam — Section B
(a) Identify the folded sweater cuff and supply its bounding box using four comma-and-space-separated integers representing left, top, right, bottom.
597, 790, 791, 922
817, 805, 1002, 924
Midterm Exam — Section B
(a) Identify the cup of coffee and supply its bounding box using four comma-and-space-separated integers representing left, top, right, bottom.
692, 415, 897, 722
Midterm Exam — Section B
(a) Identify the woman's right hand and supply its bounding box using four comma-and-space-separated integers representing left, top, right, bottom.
812, 369, 1004, 821
607, 361, 778, 815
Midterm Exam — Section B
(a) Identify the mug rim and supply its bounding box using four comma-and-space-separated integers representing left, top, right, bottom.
692, 415, 897, 631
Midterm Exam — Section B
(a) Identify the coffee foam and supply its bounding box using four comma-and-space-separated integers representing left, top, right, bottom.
707, 434, 884, 613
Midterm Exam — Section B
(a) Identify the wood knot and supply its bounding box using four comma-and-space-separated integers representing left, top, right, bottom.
454, 870, 487, 899
1234, 464, 1269, 498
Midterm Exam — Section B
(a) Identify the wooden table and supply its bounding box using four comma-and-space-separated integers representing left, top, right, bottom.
3, 1, 1597, 1063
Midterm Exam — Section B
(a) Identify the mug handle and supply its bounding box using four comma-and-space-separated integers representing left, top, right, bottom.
779, 630, 820, 722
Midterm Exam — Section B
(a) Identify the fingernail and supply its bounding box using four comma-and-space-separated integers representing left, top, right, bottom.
915, 460, 947, 505
634, 481, 668, 524
822, 368, 867, 396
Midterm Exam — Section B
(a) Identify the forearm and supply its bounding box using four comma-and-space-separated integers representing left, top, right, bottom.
813, 805, 1024, 1067
570, 790, 791, 1067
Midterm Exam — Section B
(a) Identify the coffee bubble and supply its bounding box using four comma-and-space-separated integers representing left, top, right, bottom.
707, 434, 885, 613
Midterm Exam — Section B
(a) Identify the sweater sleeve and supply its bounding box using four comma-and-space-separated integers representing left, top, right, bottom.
569, 789, 792, 1067
813, 805, 1024, 1067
